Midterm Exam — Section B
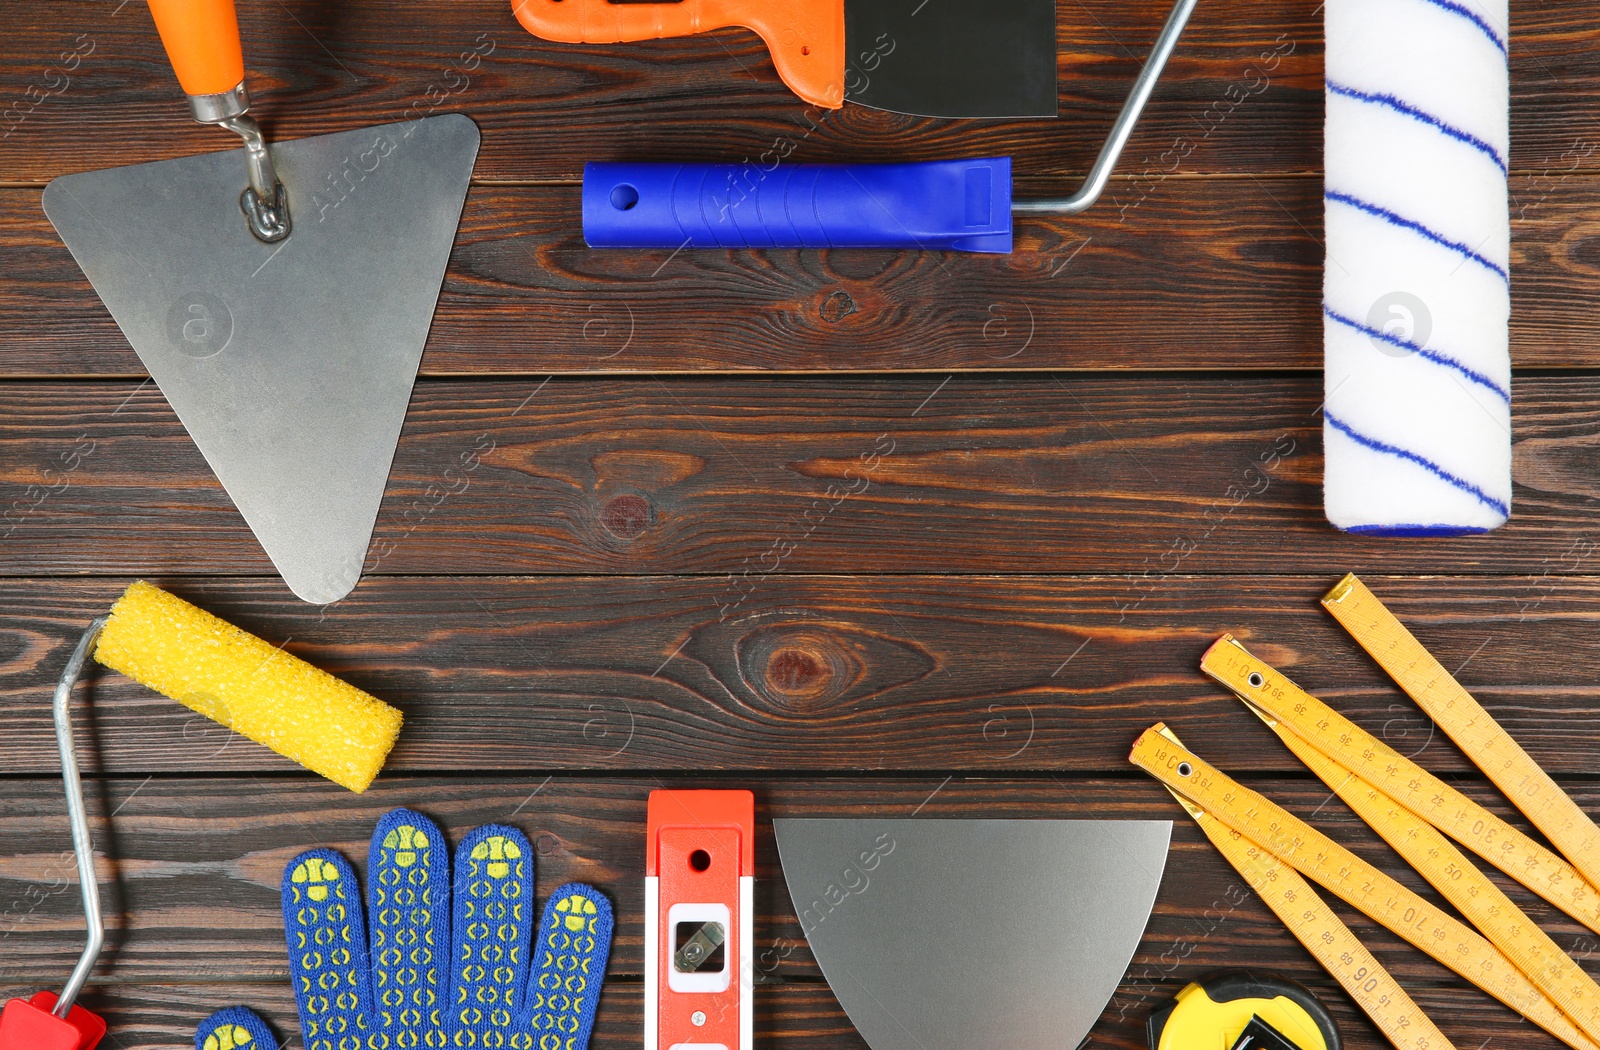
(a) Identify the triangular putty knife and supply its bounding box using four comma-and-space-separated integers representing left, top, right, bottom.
43, 0, 478, 604
774, 818, 1171, 1050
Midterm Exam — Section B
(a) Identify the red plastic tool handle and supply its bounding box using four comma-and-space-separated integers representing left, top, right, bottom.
145, 0, 246, 96
511, 0, 845, 109
0, 992, 106, 1050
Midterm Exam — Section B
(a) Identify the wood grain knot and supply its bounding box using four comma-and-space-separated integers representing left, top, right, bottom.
766, 646, 829, 699
1571, 232, 1600, 270
601, 495, 651, 539
819, 290, 858, 323
0, 628, 48, 674
732, 621, 934, 712
737, 625, 861, 708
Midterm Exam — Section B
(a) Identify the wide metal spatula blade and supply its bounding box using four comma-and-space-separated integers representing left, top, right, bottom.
774, 818, 1170, 1050
43, 113, 478, 604
844, 0, 1059, 118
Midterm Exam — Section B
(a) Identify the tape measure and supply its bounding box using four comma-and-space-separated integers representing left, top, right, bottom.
1243, 695, 1600, 1046
1201, 634, 1600, 935
1130, 724, 1599, 1050
1146, 968, 1340, 1050
1322, 574, 1600, 894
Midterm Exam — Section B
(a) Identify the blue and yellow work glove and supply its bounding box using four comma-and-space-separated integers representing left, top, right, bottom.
194, 808, 614, 1050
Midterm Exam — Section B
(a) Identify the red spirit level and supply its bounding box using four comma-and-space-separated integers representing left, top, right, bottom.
645, 790, 755, 1050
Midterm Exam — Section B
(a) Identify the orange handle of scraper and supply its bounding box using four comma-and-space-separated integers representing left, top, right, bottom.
512, 0, 845, 109
146, 0, 246, 97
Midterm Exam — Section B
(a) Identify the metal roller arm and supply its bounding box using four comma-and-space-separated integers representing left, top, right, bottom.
51, 617, 107, 1018
1013, 0, 1200, 216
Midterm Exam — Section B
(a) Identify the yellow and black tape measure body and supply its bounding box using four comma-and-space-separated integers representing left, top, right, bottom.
1147, 969, 1339, 1050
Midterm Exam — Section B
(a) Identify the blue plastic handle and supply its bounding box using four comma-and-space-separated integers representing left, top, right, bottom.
583, 158, 1013, 253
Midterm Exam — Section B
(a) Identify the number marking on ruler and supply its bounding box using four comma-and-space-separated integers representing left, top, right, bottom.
1130, 724, 1598, 1050
1240, 698, 1600, 1047
1165, 785, 1455, 1050
1200, 635, 1600, 934
1323, 573, 1600, 892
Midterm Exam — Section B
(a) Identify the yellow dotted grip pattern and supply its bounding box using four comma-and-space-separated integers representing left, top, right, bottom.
93, 580, 402, 792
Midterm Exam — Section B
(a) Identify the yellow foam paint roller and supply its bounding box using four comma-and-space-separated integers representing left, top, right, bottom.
92, 581, 402, 793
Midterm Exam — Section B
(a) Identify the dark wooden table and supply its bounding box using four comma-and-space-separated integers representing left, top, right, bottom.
3, 2, 1598, 1047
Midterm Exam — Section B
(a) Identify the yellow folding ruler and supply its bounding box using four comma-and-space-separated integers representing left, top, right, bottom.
1322, 573, 1600, 893
1239, 696, 1600, 1046
1161, 779, 1453, 1050
1130, 725, 1600, 1050
1201, 635, 1600, 934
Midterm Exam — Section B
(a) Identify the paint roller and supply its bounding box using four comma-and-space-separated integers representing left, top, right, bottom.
0, 582, 401, 1049
1322, 0, 1512, 534
92, 581, 402, 792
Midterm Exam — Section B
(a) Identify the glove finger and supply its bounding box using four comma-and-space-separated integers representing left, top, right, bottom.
195, 1006, 277, 1050
526, 883, 614, 1050
283, 848, 376, 1050
368, 808, 452, 1047
450, 824, 536, 1045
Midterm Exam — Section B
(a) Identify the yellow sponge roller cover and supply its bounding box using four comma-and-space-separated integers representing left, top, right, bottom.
93, 581, 402, 792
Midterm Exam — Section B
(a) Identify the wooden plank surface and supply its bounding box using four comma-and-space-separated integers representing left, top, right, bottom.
5, 0, 1600, 1047
7, 376, 1600, 575
4, 173, 1599, 375
0, 980, 1574, 1050
2, 0, 1597, 183
1, 574, 1598, 776
4, 980, 1573, 1050
2, 777, 1595, 1049
3, 0, 1317, 182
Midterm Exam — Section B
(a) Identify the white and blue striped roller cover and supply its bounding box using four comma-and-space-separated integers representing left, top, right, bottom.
1323, 0, 1511, 535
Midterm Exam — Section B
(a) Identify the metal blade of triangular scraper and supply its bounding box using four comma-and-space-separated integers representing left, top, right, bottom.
42, 113, 479, 604
774, 818, 1169, 1050
844, 0, 1058, 118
